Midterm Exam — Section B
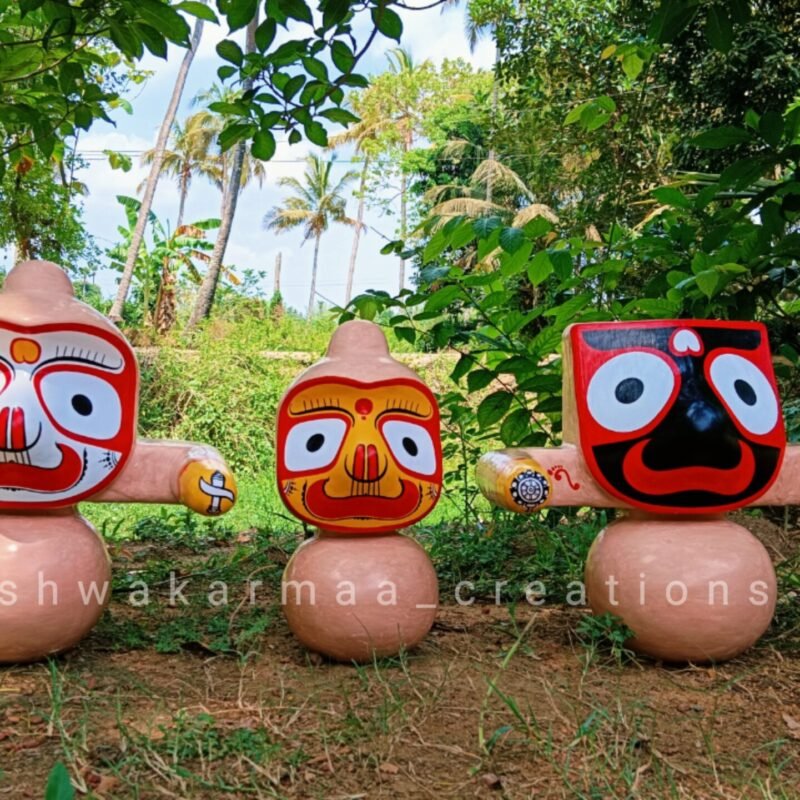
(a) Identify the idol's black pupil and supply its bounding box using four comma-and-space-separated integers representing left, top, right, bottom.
71, 394, 93, 416
734, 379, 757, 406
615, 377, 644, 404
306, 433, 325, 452
402, 437, 419, 457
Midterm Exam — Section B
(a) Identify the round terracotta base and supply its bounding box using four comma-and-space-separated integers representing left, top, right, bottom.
282, 532, 438, 662
585, 515, 776, 663
0, 513, 111, 663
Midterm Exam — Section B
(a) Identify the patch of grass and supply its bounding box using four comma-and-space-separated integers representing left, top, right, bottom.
576, 612, 637, 666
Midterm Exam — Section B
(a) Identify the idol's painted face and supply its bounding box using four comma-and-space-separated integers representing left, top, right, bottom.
0, 322, 138, 508
571, 321, 786, 514
277, 377, 442, 532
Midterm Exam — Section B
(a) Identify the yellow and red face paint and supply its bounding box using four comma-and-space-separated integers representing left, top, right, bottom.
276, 377, 443, 533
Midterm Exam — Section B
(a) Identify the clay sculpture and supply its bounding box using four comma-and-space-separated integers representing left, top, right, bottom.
0, 260, 237, 662
277, 320, 441, 662
477, 320, 798, 662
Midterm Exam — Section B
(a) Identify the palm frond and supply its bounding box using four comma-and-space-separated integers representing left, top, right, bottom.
511, 204, 559, 228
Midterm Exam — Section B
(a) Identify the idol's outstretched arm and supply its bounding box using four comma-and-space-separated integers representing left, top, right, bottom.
93, 439, 237, 515
476, 445, 626, 513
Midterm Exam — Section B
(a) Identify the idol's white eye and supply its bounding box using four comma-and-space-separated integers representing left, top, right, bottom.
39, 371, 122, 440
284, 418, 347, 472
383, 420, 437, 476
708, 353, 779, 436
587, 352, 676, 433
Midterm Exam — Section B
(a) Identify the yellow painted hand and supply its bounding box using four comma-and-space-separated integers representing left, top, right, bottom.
179, 459, 238, 516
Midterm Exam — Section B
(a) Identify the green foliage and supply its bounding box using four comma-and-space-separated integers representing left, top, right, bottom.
0, 1, 168, 176
44, 762, 74, 800
576, 612, 636, 665
0, 154, 98, 266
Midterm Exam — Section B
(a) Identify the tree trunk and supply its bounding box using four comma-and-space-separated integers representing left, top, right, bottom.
307, 232, 321, 318
273, 251, 282, 296
176, 168, 189, 230
108, 16, 204, 323
399, 168, 407, 294
345, 157, 369, 305
185, 17, 257, 330
486, 34, 499, 206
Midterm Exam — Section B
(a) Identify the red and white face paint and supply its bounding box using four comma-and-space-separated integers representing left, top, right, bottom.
0, 322, 138, 508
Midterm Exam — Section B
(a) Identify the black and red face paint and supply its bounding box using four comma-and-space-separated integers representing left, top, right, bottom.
571, 321, 786, 514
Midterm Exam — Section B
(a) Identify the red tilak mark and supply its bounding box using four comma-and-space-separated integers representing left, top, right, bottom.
548, 465, 581, 491
355, 398, 373, 416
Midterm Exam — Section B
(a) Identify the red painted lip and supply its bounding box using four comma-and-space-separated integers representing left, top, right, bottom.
622, 439, 755, 497
0, 445, 83, 492
305, 478, 421, 521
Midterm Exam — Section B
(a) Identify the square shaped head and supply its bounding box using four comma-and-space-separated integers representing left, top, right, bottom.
276, 321, 443, 533
567, 320, 786, 514
0, 261, 139, 508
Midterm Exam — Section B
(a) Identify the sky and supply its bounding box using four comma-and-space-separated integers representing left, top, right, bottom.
21, 6, 495, 314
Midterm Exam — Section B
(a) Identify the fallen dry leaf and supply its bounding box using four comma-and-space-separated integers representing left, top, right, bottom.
379, 762, 400, 775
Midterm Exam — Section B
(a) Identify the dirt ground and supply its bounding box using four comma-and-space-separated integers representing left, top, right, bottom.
1, 519, 798, 799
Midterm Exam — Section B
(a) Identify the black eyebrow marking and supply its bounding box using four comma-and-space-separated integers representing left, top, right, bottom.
292, 405, 355, 421
375, 406, 428, 422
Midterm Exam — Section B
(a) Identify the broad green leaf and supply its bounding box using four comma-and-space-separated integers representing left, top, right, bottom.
252, 129, 276, 160
137, 0, 190, 44
499, 226, 525, 254
303, 120, 328, 146
705, 5, 733, 53
394, 326, 416, 344
467, 369, 495, 392
527, 251, 553, 286
425, 284, 461, 312
45, 762, 75, 800
695, 270, 720, 298
216, 40, 243, 66
759, 110, 784, 148
331, 40, 355, 73
176, 1, 219, 23
225, 0, 258, 31
621, 52, 644, 80
278, 0, 313, 24
255, 18, 277, 51
652, 186, 691, 209
500, 240, 533, 277
691, 126, 751, 149
500, 408, 532, 445
478, 391, 513, 429
371, 6, 403, 40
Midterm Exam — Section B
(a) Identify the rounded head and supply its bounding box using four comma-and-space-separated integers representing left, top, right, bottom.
276, 321, 442, 533
585, 515, 776, 663
0, 261, 138, 508
282, 532, 438, 661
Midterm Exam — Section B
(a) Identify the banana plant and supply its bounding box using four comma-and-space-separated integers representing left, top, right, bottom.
107, 195, 238, 333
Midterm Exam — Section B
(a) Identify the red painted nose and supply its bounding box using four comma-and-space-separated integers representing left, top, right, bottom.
352, 444, 380, 481
0, 407, 26, 450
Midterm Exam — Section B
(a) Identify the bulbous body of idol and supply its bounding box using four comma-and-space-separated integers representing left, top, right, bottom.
277, 320, 441, 662
478, 320, 797, 663
0, 261, 237, 662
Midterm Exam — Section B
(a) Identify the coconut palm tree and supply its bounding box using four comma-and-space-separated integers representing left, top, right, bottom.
327, 117, 382, 305
109, 13, 205, 323
264, 154, 360, 317
186, 62, 269, 328
140, 113, 220, 230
